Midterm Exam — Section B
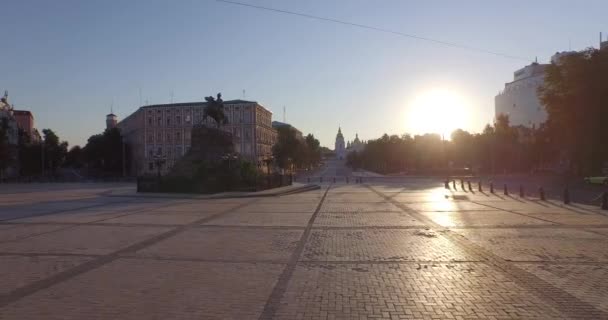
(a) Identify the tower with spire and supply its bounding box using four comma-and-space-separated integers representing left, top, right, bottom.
334, 127, 346, 160
106, 105, 118, 130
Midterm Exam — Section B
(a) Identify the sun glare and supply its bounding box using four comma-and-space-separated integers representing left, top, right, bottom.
405, 89, 471, 138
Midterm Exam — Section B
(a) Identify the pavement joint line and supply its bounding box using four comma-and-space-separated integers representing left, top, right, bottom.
0, 197, 141, 222
446, 224, 608, 229
297, 260, 486, 264
0, 198, 259, 308
258, 184, 332, 320
471, 200, 569, 225
0, 200, 184, 245
118, 256, 289, 265
195, 225, 307, 230
367, 184, 608, 320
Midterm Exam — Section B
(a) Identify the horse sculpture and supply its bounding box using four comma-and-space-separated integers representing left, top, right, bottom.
203, 93, 228, 128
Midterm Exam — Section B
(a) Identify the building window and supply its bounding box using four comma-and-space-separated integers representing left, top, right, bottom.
167, 118, 171, 126
157, 147, 162, 155
157, 132, 162, 142
149, 162, 154, 171
157, 117, 162, 125
176, 116, 181, 125
148, 118, 152, 125
167, 133, 171, 142
176, 132, 181, 140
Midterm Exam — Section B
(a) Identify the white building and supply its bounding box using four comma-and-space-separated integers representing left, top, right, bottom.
495, 62, 548, 128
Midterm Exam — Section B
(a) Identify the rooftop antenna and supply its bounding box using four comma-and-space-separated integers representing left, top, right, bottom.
139, 88, 142, 107
601, 32, 603, 48
242, 89, 246, 99
110, 99, 114, 114
535, 56, 538, 63
283, 106, 286, 123
568, 38, 571, 51
170, 91, 174, 103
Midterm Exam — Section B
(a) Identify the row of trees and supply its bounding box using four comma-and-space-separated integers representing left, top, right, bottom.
348, 47, 608, 176
272, 126, 322, 172
346, 114, 554, 175
1, 126, 129, 178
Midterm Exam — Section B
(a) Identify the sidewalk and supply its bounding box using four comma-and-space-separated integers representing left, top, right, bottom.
105, 182, 320, 199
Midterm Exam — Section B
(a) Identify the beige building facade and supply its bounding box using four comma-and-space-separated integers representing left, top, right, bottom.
118, 100, 276, 175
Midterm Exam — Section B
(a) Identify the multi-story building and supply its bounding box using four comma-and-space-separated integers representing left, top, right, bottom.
12, 110, 41, 143
272, 121, 303, 141
495, 62, 548, 128
117, 99, 277, 175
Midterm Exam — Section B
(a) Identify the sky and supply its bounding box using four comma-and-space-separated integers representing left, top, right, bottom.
1, 0, 607, 148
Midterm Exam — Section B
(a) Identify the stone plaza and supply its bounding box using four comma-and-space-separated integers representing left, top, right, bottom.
1, 181, 608, 319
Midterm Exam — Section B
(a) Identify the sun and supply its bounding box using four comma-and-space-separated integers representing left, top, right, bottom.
405, 89, 471, 139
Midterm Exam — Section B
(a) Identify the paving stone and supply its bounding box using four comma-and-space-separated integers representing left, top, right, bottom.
235, 203, 318, 213
203, 211, 313, 227
405, 201, 493, 212
0, 224, 67, 243
421, 211, 554, 227
314, 211, 425, 227
275, 263, 564, 319
0, 225, 171, 255
302, 229, 477, 262
101, 211, 216, 225
320, 202, 401, 213
518, 263, 608, 313
0, 255, 92, 295
0, 259, 283, 320
456, 228, 608, 262
147, 202, 238, 213
135, 228, 302, 262
516, 211, 608, 225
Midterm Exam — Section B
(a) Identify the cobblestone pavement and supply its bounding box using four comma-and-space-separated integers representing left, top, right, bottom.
1, 182, 608, 319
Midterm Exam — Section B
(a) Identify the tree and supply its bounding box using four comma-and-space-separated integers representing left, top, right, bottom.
272, 126, 301, 170
42, 129, 68, 175
65, 146, 84, 168
539, 48, 608, 175
0, 118, 10, 177
83, 127, 130, 176
203, 93, 228, 128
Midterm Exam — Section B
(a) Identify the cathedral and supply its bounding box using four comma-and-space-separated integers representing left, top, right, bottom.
334, 127, 365, 160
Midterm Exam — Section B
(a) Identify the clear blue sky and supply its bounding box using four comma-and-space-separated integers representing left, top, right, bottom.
1, 0, 607, 148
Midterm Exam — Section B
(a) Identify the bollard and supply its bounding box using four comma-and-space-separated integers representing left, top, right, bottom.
602, 192, 608, 210
460, 179, 465, 190
320, 176, 323, 183
445, 179, 450, 189
478, 181, 482, 192
346, 177, 349, 184
333, 177, 336, 183
307, 177, 310, 183
452, 180, 456, 190
503, 184, 508, 196
490, 182, 494, 194
563, 187, 570, 205
468, 181, 472, 192
539, 187, 545, 201
519, 185, 524, 198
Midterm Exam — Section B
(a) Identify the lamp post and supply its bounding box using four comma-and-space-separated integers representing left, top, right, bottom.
222, 153, 238, 169
152, 153, 166, 179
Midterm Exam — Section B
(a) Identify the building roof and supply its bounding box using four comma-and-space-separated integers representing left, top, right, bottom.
140, 99, 258, 109
13, 110, 32, 116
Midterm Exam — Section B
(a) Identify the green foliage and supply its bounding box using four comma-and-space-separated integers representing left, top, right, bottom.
41, 129, 68, 175
83, 127, 130, 175
272, 128, 321, 170
347, 115, 556, 175
539, 48, 608, 174
0, 118, 10, 172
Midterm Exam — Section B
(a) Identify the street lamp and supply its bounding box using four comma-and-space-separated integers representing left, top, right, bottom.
152, 153, 166, 178
221, 153, 238, 169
